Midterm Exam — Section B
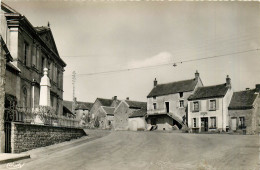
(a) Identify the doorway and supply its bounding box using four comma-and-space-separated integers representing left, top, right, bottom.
231, 118, 237, 131
201, 117, 208, 132
165, 102, 169, 113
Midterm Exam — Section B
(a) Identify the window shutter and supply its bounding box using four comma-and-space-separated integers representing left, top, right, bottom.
215, 117, 217, 128
216, 99, 219, 110
199, 101, 201, 111
207, 100, 209, 111
196, 118, 199, 128
176, 101, 179, 108
190, 102, 193, 112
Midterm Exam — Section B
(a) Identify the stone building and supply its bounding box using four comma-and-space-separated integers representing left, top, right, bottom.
96, 106, 115, 129
228, 86, 260, 134
114, 99, 147, 131
1, 2, 66, 115
187, 75, 233, 133
89, 96, 120, 123
146, 71, 203, 130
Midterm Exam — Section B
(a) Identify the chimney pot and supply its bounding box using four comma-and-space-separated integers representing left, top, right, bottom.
154, 78, 157, 87
126, 97, 129, 100
195, 70, 199, 79
246, 88, 250, 90
113, 96, 117, 100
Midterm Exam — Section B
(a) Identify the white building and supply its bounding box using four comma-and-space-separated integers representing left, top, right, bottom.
187, 75, 233, 133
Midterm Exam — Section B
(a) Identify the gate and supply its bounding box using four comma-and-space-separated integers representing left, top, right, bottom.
4, 94, 17, 153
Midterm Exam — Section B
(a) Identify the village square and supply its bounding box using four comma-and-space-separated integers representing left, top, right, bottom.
0, 1, 259, 170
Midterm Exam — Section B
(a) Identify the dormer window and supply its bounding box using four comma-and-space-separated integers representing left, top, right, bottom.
179, 92, 183, 98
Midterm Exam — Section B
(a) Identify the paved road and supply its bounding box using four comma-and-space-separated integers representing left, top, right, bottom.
3, 131, 260, 170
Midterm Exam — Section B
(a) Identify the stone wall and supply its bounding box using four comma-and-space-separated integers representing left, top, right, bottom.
11, 122, 86, 153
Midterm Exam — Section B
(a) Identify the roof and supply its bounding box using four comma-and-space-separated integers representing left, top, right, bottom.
129, 109, 147, 118
76, 101, 93, 111
229, 89, 258, 110
102, 106, 115, 116
97, 98, 115, 107
188, 83, 229, 100
63, 100, 73, 113
125, 100, 147, 109
147, 78, 198, 97
6, 62, 20, 73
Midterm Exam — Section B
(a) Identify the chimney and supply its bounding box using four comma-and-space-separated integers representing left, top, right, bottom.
154, 78, 157, 87
113, 96, 117, 100
226, 75, 231, 88
195, 70, 199, 80
255, 84, 260, 92
126, 97, 129, 100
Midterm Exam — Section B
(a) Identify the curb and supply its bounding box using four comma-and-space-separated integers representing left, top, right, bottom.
0, 154, 30, 164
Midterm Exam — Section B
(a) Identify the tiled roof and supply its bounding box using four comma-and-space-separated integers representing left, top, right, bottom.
76, 101, 93, 111
102, 106, 115, 116
147, 79, 198, 97
63, 100, 73, 113
229, 89, 258, 110
129, 109, 147, 118
97, 98, 115, 107
125, 100, 147, 109
188, 83, 229, 100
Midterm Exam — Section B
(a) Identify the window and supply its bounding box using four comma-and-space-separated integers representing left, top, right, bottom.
193, 118, 196, 127
210, 117, 216, 128
22, 87, 27, 108
209, 100, 216, 110
153, 96, 156, 100
153, 103, 157, 110
24, 41, 29, 66
165, 102, 169, 113
193, 101, 199, 112
41, 57, 45, 73
179, 92, 183, 98
239, 117, 245, 129
179, 100, 184, 108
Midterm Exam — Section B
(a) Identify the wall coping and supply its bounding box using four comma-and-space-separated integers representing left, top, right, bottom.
11, 122, 84, 130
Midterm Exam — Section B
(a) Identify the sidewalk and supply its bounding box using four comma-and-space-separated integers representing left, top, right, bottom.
0, 129, 110, 165
0, 153, 30, 164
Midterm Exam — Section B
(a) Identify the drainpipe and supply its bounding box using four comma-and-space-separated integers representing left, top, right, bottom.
222, 98, 224, 131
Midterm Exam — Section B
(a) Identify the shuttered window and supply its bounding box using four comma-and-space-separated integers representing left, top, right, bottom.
193, 118, 196, 127
193, 101, 199, 112
210, 117, 216, 128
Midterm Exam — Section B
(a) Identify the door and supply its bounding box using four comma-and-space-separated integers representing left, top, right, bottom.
201, 118, 208, 132
231, 118, 237, 131
165, 102, 169, 113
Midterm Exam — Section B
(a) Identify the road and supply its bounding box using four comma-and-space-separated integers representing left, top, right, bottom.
2, 131, 259, 170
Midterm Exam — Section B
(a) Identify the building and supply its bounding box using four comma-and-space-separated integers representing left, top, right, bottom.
2, 2, 66, 115
187, 75, 233, 133
63, 99, 93, 125
228, 86, 260, 135
89, 96, 120, 124
96, 106, 115, 129
128, 108, 147, 131
114, 99, 147, 131
146, 71, 203, 130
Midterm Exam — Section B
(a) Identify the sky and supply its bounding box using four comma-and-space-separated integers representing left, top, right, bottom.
3, 0, 260, 103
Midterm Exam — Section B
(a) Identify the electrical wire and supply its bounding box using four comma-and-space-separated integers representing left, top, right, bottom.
64, 48, 259, 77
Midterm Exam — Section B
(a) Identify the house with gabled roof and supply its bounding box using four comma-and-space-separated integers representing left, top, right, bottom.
187, 75, 233, 133
90, 96, 121, 127
228, 85, 260, 134
114, 99, 147, 131
146, 71, 203, 131
96, 106, 115, 129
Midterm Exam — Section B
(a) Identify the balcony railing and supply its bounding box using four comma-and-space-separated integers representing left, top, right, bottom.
147, 109, 167, 115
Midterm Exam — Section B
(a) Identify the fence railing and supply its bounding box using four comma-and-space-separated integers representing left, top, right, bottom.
4, 106, 80, 128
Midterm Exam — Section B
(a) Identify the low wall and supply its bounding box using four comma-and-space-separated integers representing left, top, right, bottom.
11, 122, 86, 153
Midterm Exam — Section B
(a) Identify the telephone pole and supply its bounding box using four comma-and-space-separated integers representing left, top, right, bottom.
72, 71, 76, 114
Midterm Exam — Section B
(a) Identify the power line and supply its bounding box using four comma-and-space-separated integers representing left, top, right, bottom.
64, 48, 259, 77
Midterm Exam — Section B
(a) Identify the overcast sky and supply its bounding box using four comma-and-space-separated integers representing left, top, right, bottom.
3, 1, 260, 102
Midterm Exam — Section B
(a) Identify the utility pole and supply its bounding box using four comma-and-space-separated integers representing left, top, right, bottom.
72, 71, 76, 114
